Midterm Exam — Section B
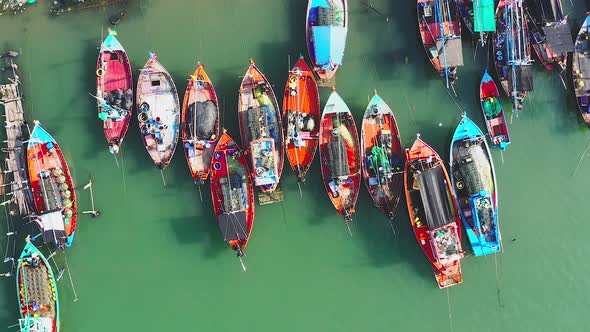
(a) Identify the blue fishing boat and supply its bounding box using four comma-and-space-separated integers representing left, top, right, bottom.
306, 0, 348, 80
15, 237, 60, 332
450, 114, 501, 256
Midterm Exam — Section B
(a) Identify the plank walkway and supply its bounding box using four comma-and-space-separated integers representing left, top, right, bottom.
0, 61, 32, 216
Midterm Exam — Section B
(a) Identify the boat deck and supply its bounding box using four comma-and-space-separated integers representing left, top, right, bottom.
98, 49, 133, 143
137, 65, 180, 168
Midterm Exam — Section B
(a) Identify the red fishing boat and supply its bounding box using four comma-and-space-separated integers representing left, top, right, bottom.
319, 89, 360, 226
27, 121, 77, 249
480, 70, 510, 150
181, 63, 220, 184
238, 60, 284, 193
361, 91, 404, 220
210, 132, 254, 269
282, 56, 320, 182
404, 134, 464, 288
96, 29, 133, 154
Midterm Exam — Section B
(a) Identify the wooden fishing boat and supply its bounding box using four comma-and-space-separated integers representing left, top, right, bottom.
455, 0, 496, 46
306, 0, 348, 80
282, 56, 320, 182
417, 0, 463, 88
136, 52, 180, 169
404, 134, 464, 288
27, 121, 77, 249
480, 70, 510, 150
181, 63, 220, 184
493, 0, 533, 115
573, 13, 590, 127
16, 238, 59, 332
450, 115, 501, 256
526, 0, 572, 73
361, 91, 404, 220
96, 30, 133, 155
238, 60, 284, 193
319, 89, 360, 224
210, 132, 254, 262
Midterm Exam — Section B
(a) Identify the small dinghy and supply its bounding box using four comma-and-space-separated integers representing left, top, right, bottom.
480, 70, 510, 150
136, 52, 180, 169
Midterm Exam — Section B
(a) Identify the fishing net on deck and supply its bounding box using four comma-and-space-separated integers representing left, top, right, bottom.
186, 100, 217, 140
456, 139, 493, 195
417, 166, 454, 230
483, 97, 502, 117
328, 135, 349, 178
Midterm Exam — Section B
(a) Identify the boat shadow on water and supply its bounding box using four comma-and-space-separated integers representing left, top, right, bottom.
167, 214, 228, 259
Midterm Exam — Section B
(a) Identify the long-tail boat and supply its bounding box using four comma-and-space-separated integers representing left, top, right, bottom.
319, 89, 360, 226
181, 63, 220, 184
480, 70, 510, 150
526, 0, 572, 74
417, 0, 464, 88
282, 56, 320, 182
210, 132, 254, 268
450, 115, 501, 256
27, 121, 77, 249
95, 29, 133, 155
238, 60, 284, 193
573, 13, 590, 127
16, 238, 59, 332
136, 52, 180, 169
306, 0, 348, 80
404, 134, 464, 288
493, 0, 533, 115
456, 0, 496, 46
361, 91, 404, 220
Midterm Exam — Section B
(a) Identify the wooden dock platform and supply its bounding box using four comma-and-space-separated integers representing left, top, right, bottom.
0, 60, 32, 216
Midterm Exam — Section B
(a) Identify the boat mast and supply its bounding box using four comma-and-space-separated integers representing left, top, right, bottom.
436, 0, 450, 88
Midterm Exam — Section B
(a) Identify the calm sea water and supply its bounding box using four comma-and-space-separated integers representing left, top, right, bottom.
1, 1, 590, 331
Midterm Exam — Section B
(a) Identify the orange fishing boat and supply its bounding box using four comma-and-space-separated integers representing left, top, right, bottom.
361, 91, 403, 220
282, 56, 320, 182
181, 63, 220, 184
319, 89, 360, 225
27, 121, 77, 249
210, 132, 254, 268
404, 134, 464, 288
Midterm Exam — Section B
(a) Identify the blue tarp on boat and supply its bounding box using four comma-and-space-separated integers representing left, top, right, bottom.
312, 25, 347, 66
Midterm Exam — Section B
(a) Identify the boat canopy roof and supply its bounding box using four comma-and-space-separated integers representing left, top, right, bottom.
474, 0, 496, 32
417, 166, 455, 230
544, 24, 574, 54
312, 26, 347, 66
436, 37, 463, 68
538, 0, 563, 22
218, 212, 248, 241
508, 65, 534, 92
39, 211, 67, 245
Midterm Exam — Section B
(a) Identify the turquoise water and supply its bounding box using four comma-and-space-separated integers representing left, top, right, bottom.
0, 1, 590, 331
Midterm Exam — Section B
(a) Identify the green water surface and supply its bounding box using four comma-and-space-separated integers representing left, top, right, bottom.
1, 1, 589, 331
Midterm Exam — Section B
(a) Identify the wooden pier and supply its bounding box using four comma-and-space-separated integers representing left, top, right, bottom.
0, 59, 31, 216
